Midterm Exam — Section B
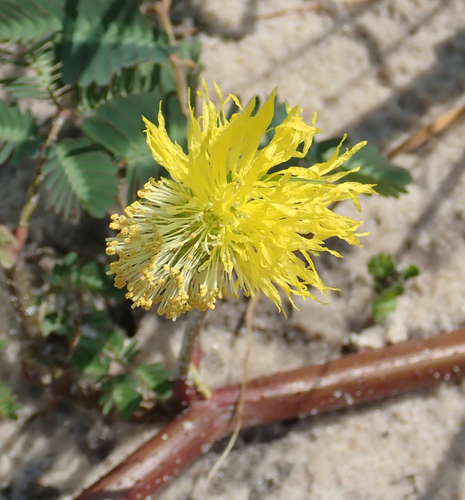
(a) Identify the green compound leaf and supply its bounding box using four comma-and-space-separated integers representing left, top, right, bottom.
99, 375, 142, 418
77, 63, 161, 111
49, 251, 81, 286
60, 0, 171, 87
69, 261, 107, 291
134, 361, 173, 397
0, 102, 40, 166
81, 309, 114, 335
82, 91, 170, 203
0, 42, 65, 101
0, 0, 65, 43
1, 76, 54, 100
40, 314, 72, 338
0, 381, 19, 420
49, 252, 125, 299
69, 344, 111, 379
68, 310, 114, 377
104, 331, 139, 364
43, 138, 119, 219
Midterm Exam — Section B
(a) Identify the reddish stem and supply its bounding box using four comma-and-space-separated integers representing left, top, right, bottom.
75, 328, 465, 500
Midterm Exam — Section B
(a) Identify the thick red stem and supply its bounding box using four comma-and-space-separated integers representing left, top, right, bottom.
75, 328, 465, 500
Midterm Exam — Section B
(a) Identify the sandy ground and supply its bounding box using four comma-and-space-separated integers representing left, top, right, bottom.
2, 0, 465, 499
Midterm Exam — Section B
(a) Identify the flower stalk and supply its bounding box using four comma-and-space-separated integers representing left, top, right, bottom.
174, 309, 207, 382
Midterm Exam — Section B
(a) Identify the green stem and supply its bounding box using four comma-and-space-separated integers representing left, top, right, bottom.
174, 309, 207, 382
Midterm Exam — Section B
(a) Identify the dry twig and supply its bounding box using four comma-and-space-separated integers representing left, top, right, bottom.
387, 104, 465, 158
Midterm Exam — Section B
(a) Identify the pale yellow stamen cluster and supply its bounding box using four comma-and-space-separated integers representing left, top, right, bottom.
106, 81, 375, 320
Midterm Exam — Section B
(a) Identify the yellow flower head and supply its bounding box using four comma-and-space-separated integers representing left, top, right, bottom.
106, 82, 374, 320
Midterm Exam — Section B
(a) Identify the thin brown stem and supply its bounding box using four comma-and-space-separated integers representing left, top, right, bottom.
150, 0, 194, 116
153, 0, 175, 46
17, 108, 73, 239
75, 327, 465, 500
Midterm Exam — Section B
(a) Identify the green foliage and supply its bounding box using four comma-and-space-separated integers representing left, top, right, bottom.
0, 0, 188, 419
99, 375, 143, 419
69, 331, 112, 379
0, 341, 19, 420
0, 0, 199, 218
82, 91, 165, 203
105, 330, 139, 364
60, 0, 172, 87
0, 40, 65, 101
134, 362, 173, 398
0, 102, 40, 166
367, 252, 396, 280
0, 0, 65, 43
50, 251, 122, 297
368, 253, 420, 322
158, 37, 200, 95
97, 359, 173, 418
0, 0, 171, 86
82, 90, 188, 203
38, 253, 173, 418
42, 138, 119, 218
0, 0, 202, 218
77, 63, 159, 110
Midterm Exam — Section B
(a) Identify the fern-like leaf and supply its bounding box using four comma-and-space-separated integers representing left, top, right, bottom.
0, 41, 65, 101
43, 138, 119, 219
0, 102, 40, 166
60, 0, 171, 86
0, 0, 65, 43
76, 36, 200, 111
99, 375, 142, 418
78, 62, 163, 110
82, 91, 171, 203
0, 0, 171, 88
